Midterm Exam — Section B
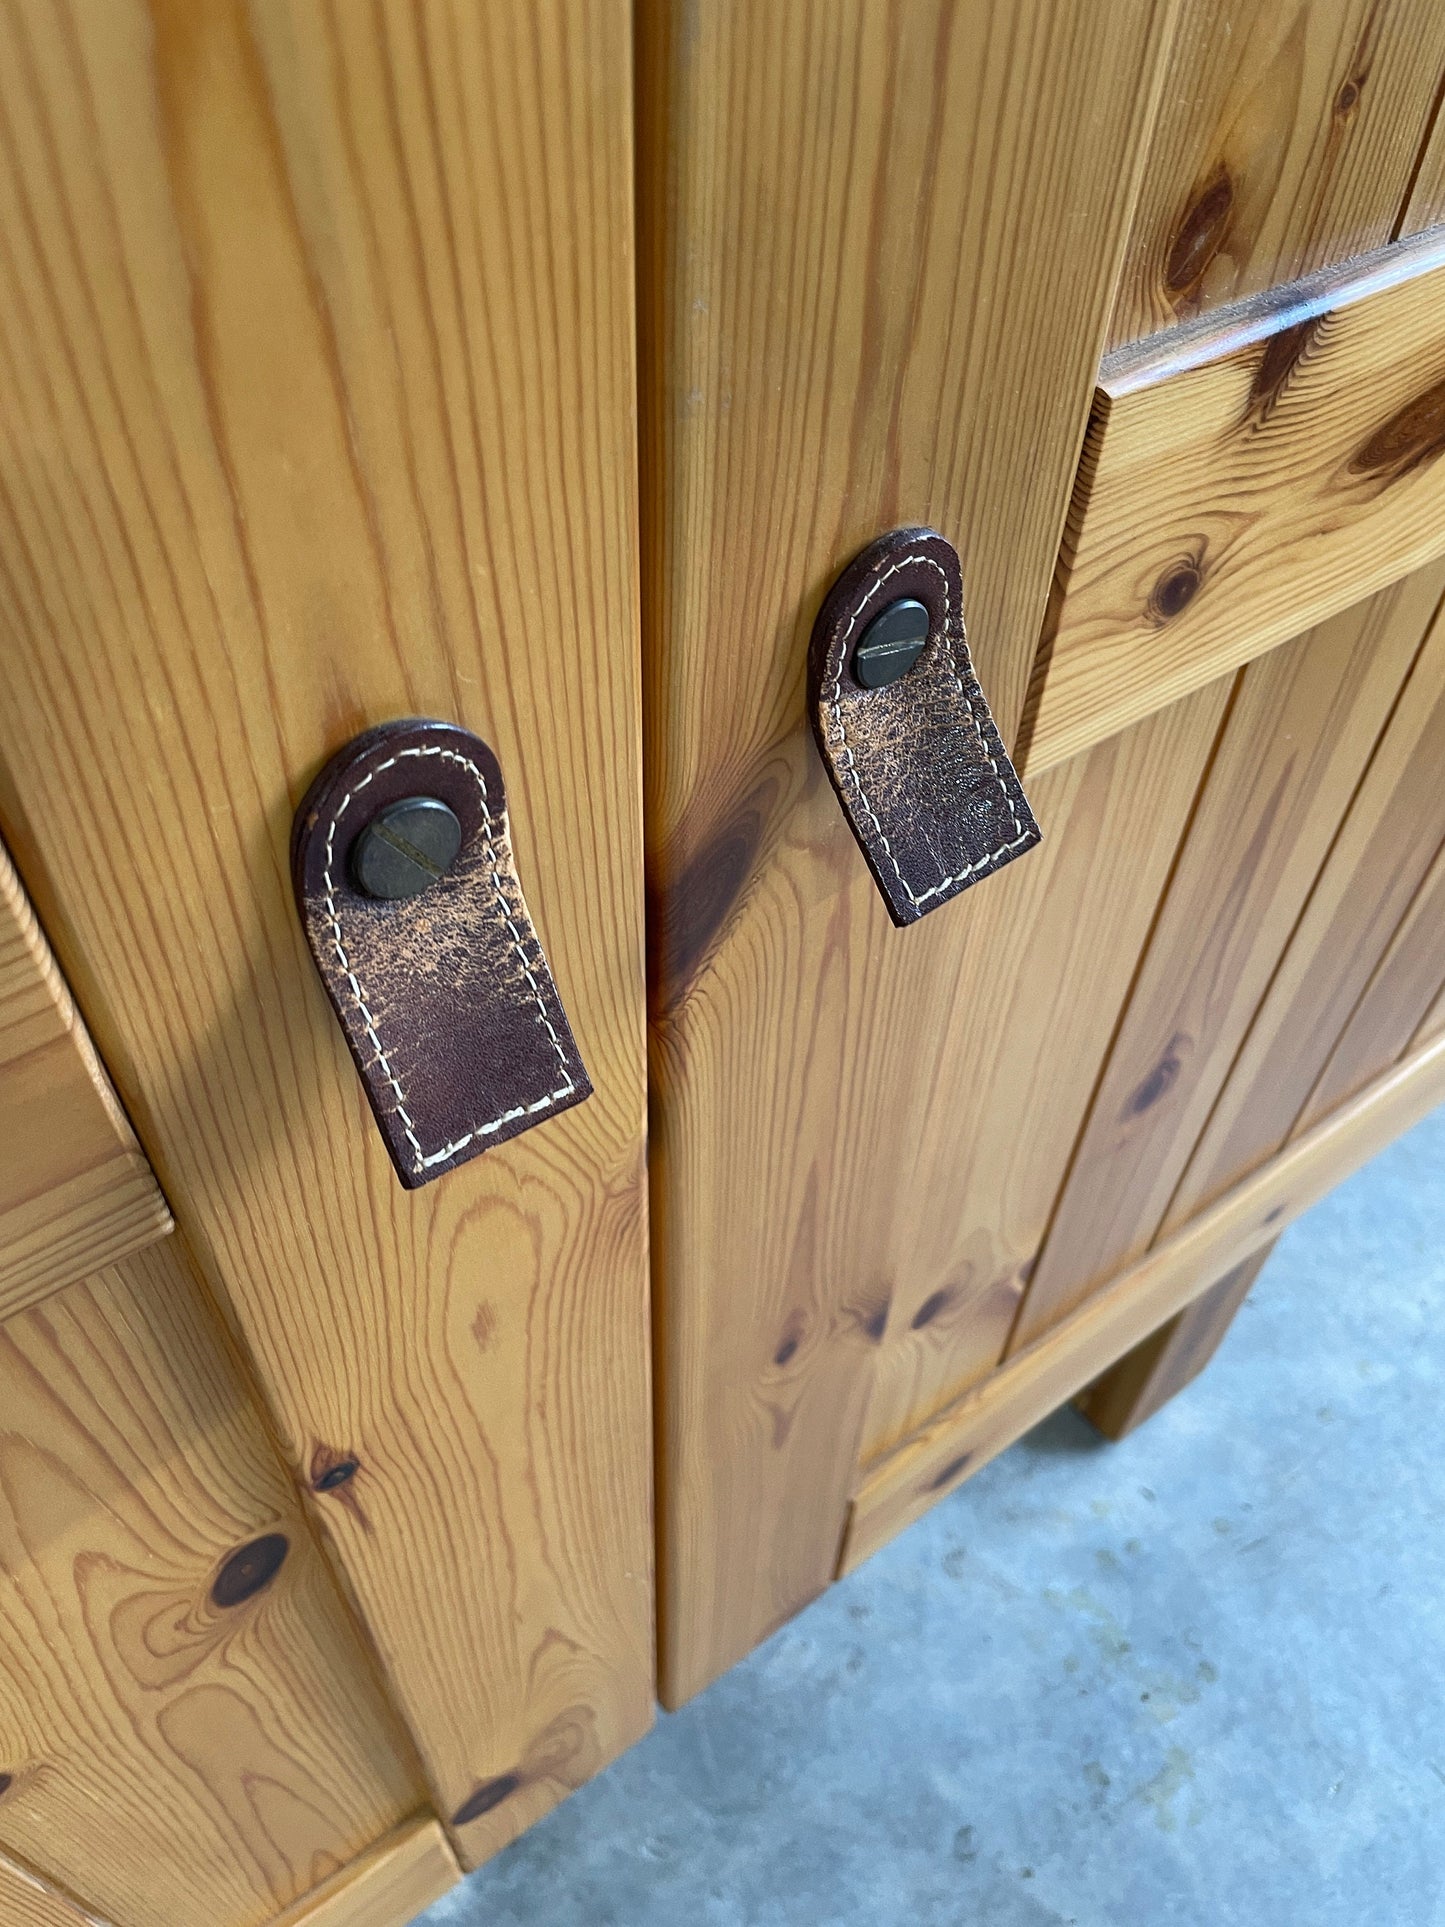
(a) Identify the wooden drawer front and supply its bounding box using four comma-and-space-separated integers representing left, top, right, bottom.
1022, 230, 1445, 773
0, 842, 170, 1320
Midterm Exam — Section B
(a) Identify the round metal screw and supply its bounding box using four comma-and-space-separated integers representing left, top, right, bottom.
851, 597, 930, 688
352, 796, 463, 901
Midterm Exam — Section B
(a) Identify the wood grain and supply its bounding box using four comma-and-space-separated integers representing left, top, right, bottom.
0, 1851, 98, 1927
1012, 576, 1434, 1347
1412, 976, 1445, 1048
1178, 566, 1445, 1208
639, 0, 1182, 1710
1107, 0, 1445, 348
855, 677, 1232, 1467
1398, 89, 1445, 235
1076, 1241, 1275, 1439
0, 839, 170, 1320
271, 1820, 459, 1927
841, 1026, 1445, 1571
1023, 230, 1445, 774
0, 0, 650, 1866
1302, 829, 1445, 1120
0, 1238, 420, 1927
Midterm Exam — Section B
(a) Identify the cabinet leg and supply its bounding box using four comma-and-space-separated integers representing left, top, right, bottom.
1076, 1242, 1277, 1440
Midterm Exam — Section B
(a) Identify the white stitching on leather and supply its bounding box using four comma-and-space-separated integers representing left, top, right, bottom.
321, 744, 574, 1173
824, 552, 1032, 906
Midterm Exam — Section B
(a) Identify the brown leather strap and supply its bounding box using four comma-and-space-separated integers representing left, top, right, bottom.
808, 527, 1042, 925
292, 719, 590, 1188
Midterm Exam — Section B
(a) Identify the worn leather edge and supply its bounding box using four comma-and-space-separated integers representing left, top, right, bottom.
807, 528, 1041, 925
291, 719, 591, 1189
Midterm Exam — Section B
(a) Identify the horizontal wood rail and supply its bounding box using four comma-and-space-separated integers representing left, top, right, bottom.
840, 1028, 1445, 1574
269, 1819, 459, 1927
1021, 228, 1445, 773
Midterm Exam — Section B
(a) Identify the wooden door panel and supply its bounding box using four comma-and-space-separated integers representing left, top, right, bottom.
640, 0, 1183, 1708
1413, 977, 1445, 1048
842, 1028, 1445, 1570
1106, 0, 1445, 349
0, 1238, 421, 1927
856, 674, 1232, 1467
0, 839, 170, 1321
1179, 571, 1445, 1207
0, 0, 649, 1868
1011, 570, 1441, 1345
1023, 232, 1445, 773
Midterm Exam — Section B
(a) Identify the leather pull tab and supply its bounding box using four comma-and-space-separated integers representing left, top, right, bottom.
808, 527, 1042, 925
291, 719, 590, 1188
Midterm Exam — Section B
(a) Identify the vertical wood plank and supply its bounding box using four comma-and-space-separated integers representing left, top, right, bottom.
1012, 574, 1440, 1346
639, 0, 1183, 1706
1412, 977, 1445, 1048
0, 1239, 420, 1927
0, 0, 650, 1866
1178, 566, 1445, 1208
843, 1027, 1445, 1566
0, 837, 171, 1321
1107, 0, 1445, 349
1077, 1242, 1274, 1439
856, 676, 1232, 1466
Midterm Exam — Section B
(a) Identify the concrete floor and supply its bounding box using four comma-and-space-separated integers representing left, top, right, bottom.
421, 1106, 1445, 1926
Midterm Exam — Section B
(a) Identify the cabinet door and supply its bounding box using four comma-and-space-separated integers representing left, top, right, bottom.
0, 0, 649, 1880
642, 0, 1445, 1704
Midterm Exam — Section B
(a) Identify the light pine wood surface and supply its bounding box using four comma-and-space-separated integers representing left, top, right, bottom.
1399, 93, 1445, 235
1106, 0, 1445, 349
1012, 571, 1443, 1346
0, 839, 170, 1320
0, 1852, 97, 1927
1302, 831, 1445, 1123
271, 1820, 459, 1927
1177, 568, 1445, 1210
0, 0, 651, 1867
841, 1027, 1445, 1571
1077, 1242, 1276, 1439
0, 1237, 421, 1927
1024, 231, 1445, 773
639, 0, 1183, 1710
1413, 977, 1445, 1048
855, 676, 1232, 1468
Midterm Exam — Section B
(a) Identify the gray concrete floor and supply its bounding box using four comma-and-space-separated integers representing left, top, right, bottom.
421, 1106, 1445, 1926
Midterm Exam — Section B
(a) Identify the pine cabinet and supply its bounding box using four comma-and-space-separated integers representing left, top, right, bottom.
1, 4, 1443, 1921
